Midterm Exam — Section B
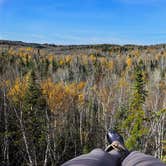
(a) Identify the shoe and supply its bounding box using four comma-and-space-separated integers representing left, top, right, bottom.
107, 129, 124, 145
105, 129, 130, 161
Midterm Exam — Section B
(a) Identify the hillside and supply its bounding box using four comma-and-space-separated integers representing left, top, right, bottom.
1, 40, 166, 55
0, 40, 165, 165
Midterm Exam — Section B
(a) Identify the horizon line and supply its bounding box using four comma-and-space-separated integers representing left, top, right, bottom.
1, 39, 166, 47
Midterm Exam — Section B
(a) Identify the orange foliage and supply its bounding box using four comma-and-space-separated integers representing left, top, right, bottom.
8, 49, 16, 56
41, 79, 86, 112
48, 55, 54, 62
58, 55, 72, 66
107, 60, 114, 70
65, 55, 72, 63
8, 74, 29, 103
126, 57, 132, 67
26, 47, 33, 51
78, 94, 84, 103
98, 57, 107, 64
131, 50, 140, 57
59, 60, 64, 66
89, 54, 96, 62
118, 77, 128, 88
81, 55, 89, 65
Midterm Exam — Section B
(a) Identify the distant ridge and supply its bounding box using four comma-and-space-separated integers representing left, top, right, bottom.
1, 40, 166, 56
0, 39, 123, 47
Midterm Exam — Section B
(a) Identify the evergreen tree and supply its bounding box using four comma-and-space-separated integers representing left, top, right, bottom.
124, 60, 148, 150
23, 70, 48, 164
40, 59, 50, 79
52, 58, 58, 72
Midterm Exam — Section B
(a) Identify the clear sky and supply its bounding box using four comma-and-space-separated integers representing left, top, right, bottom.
0, 0, 166, 45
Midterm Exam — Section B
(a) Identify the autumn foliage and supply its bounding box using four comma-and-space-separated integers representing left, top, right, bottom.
0, 44, 166, 165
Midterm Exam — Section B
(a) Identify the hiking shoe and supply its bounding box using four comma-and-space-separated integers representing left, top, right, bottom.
105, 129, 130, 161
107, 129, 124, 145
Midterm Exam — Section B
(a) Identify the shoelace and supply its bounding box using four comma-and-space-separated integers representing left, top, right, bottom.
105, 141, 130, 161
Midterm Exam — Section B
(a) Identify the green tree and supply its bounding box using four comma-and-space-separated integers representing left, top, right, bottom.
23, 70, 49, 164
52, 58, 58, 72
124, 60, 148, 150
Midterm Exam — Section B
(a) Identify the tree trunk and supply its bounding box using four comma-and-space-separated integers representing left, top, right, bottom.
14, 107, 33, 166
3, 90, 9, 165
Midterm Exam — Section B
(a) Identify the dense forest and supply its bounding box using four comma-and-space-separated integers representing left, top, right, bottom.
0, 40, 165, 165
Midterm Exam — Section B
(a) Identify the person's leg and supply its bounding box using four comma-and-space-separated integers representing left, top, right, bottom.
122, 151, 166, 166
62, 129, 130, 166
62, 148, 121, 166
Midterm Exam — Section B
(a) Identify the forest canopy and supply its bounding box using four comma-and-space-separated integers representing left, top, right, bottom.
0, 42, 166, 165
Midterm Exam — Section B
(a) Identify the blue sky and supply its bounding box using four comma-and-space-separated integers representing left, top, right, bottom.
0, 0, 166, 44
